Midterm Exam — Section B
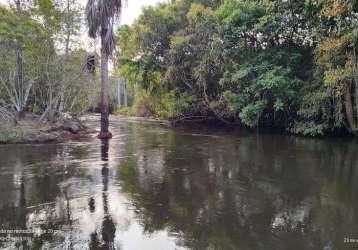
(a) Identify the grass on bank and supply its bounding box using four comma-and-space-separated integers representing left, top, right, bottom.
0, 126, 26, 143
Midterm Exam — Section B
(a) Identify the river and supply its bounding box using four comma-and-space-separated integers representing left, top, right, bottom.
0, 115, 358, 250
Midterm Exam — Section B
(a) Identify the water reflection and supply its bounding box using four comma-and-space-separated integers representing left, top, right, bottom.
0, 116, 358, 249
89, 139, 116, 250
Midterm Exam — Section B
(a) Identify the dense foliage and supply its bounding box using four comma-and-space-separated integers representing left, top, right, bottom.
117, 0, 358, 136
0, 0, 99, 123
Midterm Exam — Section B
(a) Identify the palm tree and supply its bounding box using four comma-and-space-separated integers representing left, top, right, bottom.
85, 0, 122, 138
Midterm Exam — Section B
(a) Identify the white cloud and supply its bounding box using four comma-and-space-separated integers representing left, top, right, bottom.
121, 0, 165, 25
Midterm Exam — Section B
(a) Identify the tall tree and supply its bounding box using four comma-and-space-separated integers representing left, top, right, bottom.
85, 0, 122, 138
315, 0, 358, 134
13, 0, 26, 119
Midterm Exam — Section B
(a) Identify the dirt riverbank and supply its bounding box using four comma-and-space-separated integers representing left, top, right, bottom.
0, 113, 95, 144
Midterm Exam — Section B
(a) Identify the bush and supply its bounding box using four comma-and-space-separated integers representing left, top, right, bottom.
131, 91, 160, 117
239, 101, 267, 127
116, 107, 131, 116
0, 127, 25, 143
292, 88, 335, 136
130, 90, 197, 119
159, 91, 197, 119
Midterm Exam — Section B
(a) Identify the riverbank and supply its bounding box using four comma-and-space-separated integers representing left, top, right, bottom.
117, 115, 172, 126
117, 114, 357, 138
0, 113, 95, 144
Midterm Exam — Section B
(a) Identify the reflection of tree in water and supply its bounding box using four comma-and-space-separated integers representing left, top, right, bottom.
17, 175, 29, 249
0, 174, 37, 249
0, 140, 116, 249
116, 130, 358, 250
89, 139, 117, 250
1, 123, 358, 249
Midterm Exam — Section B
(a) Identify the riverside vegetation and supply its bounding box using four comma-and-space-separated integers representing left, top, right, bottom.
0, 0, 119, 142
0, 0, 95, 142
117, 0, 358, 136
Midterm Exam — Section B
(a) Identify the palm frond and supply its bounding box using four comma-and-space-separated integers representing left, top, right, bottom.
86, 0, 123, 54
86, 0, 100, 38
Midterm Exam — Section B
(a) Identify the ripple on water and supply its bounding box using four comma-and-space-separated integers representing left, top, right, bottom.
0, 116, 357, 250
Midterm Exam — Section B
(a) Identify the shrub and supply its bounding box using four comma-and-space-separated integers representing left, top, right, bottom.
131, 91, 160, 117
0, 127, 25, 143
159, 91, 197, 119
116, 107, 131, 116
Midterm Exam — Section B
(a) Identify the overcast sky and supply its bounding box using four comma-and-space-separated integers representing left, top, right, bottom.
0, 0, 164, 25
0, 0, 164, 59
0, 0, 165, 52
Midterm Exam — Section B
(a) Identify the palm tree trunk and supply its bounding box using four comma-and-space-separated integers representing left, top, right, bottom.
99, 33, 112, 138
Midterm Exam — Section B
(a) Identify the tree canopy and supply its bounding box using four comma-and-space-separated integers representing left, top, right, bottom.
117, 0, 358, 136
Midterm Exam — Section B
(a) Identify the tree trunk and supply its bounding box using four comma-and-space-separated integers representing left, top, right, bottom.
124, 79, 128, 108
15, 0, 25, 115
117, 79, 121, 109
344, 83, 356, 134
353, 50, 358, 122
15, 44, 24, 107
355, 79, 358, 124
98, 32, 112, 139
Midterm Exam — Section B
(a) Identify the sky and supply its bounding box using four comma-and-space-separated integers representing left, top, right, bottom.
0, 0, 165, 53
120, 0, 165, 25
0, 0, 164, 25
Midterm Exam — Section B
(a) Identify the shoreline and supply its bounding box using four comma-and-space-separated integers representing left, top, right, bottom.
0, 113, 96, 145
116, 115, 357, 139
2, 113, 357, 144
117, 115, 172, 126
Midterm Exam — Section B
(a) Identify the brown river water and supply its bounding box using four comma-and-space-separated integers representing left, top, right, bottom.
0, 115, 358, 250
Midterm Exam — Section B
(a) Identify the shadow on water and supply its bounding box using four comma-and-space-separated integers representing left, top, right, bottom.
0, 115, 358, 249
